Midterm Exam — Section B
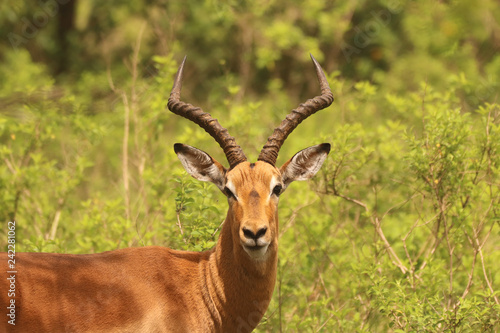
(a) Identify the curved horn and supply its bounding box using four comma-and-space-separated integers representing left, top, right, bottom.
167, 56, 247, 168
258, 54, 334, 166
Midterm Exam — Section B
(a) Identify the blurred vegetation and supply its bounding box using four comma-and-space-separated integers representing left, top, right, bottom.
1, 0, 500, 331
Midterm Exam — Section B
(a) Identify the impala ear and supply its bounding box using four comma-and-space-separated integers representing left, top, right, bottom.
279, 143, 330, 190
174, 143, 226, 190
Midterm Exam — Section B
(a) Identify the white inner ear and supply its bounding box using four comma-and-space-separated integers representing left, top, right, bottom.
176, 145, 226, 190
178, 154, 221, 183
281, 145, 329, 189
290, 150, 328, 181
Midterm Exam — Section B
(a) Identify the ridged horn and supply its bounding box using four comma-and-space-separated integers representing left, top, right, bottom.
258, 54, 334, 166
167, 56, 247, 168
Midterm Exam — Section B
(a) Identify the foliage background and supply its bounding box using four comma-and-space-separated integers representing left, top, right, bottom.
1, 0, 500, 331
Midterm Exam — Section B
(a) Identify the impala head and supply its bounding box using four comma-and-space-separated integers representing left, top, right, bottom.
168, 55, 334, 261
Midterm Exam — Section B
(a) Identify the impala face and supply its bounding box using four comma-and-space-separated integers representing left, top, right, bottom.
174, 143, 331, 261
226, 161, 281, 260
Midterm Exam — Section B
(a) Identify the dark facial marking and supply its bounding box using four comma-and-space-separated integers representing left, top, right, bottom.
250, 190, 260, 198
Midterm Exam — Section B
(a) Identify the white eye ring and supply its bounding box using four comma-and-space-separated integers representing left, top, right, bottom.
224, 181, 238, 200
224, 186, 236, 199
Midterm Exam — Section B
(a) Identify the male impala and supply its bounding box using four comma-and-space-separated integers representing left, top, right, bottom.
1, 55, 333, 332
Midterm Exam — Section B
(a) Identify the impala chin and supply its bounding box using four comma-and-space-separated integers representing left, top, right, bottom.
241, 241, 271, 260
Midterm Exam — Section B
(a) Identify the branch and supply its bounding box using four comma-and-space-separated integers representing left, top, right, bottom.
279, 201, 315, 238
48, 198, 65, 240
332, 185, 408, 274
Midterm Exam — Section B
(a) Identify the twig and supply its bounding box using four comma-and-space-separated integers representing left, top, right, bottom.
332, 181, 408, 274
477, 240, 499, 304
211, 219, 225, 237
373, 216, 408, 274
121, 92, 131, 221
107, 24, 146, 224
279, 201, 315, 238
459, 232, 478, 302
315, 312, 336, 332
48, 198, 65, 240
473, 218, 499, 304
3, 157, 16, 174
175, 211, 185, 241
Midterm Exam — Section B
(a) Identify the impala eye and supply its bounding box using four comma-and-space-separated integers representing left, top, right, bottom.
224, 186, 236, 200
272, 184, 283, 197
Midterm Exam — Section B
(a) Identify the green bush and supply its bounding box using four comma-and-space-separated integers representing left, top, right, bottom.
1, 0, 499, 331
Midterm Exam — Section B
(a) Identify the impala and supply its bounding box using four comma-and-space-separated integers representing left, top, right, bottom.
0, 55, 333, 332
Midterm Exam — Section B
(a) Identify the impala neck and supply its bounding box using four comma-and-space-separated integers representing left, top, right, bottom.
205, 211, 278, 331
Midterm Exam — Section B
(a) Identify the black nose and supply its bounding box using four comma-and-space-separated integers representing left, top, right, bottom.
242, 227, 267, 240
